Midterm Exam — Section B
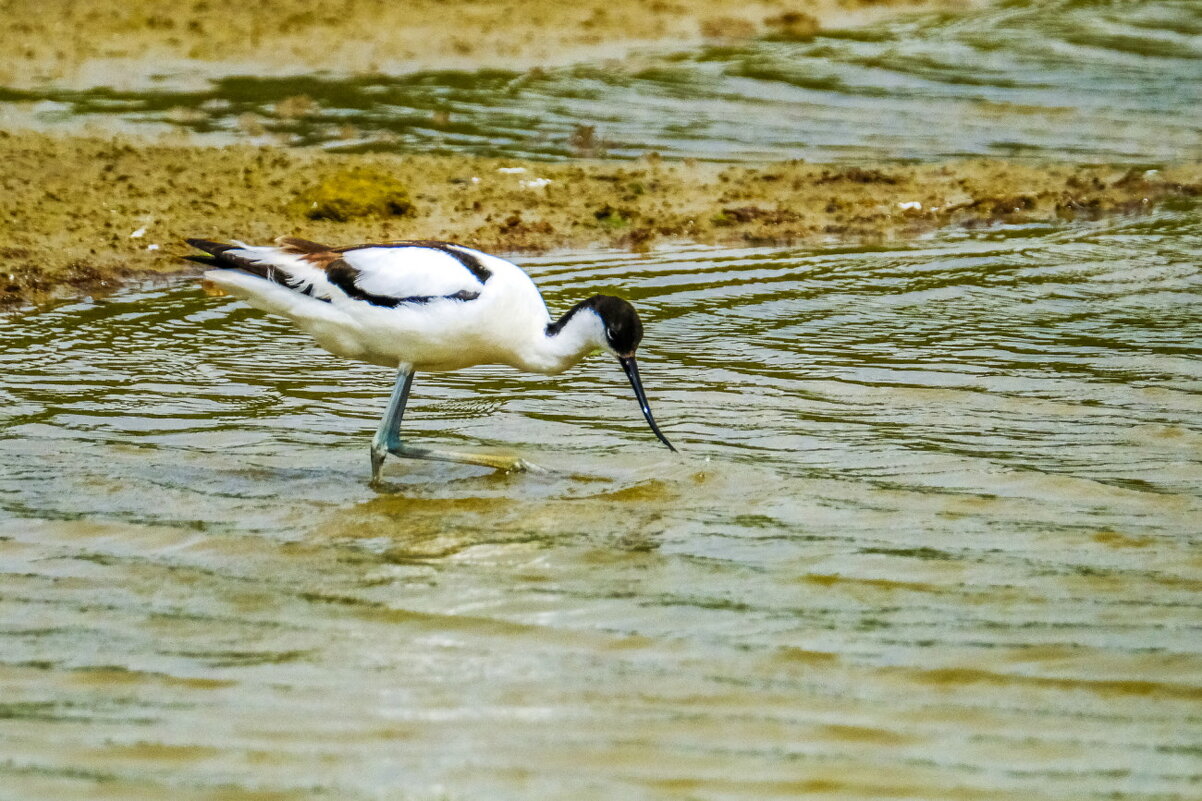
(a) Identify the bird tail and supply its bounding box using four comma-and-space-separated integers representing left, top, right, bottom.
188, 240, 343, 320
185, 238, 275, 281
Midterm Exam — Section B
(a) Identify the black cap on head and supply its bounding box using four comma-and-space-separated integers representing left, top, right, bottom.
585, 295, 644, 356
548, 294, 675, 451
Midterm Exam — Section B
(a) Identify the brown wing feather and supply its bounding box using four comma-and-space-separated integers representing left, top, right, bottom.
186, 237, 330, 300
275, 236, 340, 268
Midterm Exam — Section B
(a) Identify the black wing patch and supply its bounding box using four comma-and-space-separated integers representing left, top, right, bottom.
186, 238, 330, 301
325, 259, 481, 308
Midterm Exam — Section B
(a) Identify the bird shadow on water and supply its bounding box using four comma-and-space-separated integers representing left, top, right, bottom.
315, 455, 705, 561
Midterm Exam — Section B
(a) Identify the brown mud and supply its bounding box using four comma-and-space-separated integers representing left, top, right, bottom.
2, 131, 1199, 306
0, 0, 969, 88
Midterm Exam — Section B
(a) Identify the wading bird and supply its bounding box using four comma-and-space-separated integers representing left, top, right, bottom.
187, 237, 676, 482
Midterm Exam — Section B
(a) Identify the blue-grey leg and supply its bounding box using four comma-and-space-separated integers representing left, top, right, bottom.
370, 367, 415, 483
369, 367, 544, 483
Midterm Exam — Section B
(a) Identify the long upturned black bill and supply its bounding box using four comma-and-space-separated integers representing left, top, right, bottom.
618, 356, 677, 452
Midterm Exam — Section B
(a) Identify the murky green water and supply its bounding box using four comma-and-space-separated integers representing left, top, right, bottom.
4, 0, 1200, 162
3, 211, 1202, 799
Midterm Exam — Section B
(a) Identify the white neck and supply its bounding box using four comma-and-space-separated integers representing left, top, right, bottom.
512, 308, 608, 375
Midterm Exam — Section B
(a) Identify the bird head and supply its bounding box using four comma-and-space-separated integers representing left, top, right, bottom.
584, 295, 676, 452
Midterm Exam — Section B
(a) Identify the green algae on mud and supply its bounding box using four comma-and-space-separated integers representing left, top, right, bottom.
289, 168, 414, 222
2, 131, 1201, 307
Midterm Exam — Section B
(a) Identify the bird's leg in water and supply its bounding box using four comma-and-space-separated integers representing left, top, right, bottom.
370, 367, 543, 483
370, 367, 415, 483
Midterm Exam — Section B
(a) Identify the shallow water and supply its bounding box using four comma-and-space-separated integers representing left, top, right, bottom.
3, 211, 1201, 799
3, 0, 1200, 162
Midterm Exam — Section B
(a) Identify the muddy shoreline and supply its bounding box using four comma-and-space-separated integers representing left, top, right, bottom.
2, 131, 1200, 307
5, 0, 1198, 309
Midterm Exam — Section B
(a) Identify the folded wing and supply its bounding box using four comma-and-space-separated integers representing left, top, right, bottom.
187, 238, 493, 308
330, 242, 491, 306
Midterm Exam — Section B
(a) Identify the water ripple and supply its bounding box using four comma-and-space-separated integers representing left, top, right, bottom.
2, 208, 1201, 799
3, 0, 1199, 163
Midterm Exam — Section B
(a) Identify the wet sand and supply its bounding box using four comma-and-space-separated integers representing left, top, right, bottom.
1, 130, 1199, 306
1, 0, 968, 88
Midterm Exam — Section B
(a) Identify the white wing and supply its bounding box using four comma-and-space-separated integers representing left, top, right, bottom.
335, 244, 489, 302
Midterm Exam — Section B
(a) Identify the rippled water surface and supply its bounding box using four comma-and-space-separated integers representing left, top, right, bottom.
5, 0, 1202, 796
3, 211, 1202, 799
4, 0, 1200, 161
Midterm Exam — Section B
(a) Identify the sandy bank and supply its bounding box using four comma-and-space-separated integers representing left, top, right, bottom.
2, 0, 971, 88
2, 131, 1199, 306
